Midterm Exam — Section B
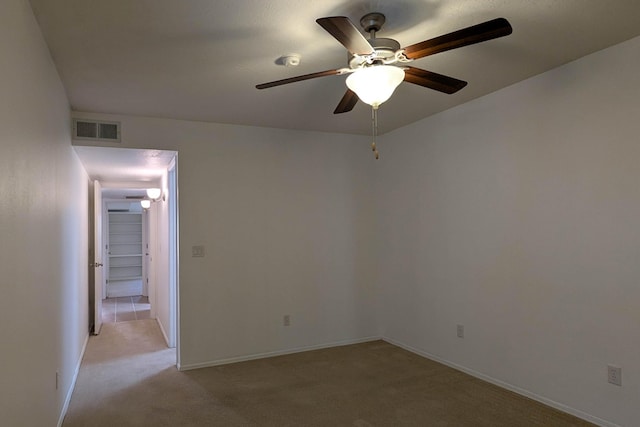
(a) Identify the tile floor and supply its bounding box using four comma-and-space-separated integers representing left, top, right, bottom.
102, 295, 150, 324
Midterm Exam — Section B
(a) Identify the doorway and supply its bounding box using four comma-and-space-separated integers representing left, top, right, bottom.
75, 146, 179, 355
103, 197, 151, 323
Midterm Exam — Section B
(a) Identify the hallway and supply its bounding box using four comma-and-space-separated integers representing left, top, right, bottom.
102, 296, 150, 324
61, 319, 248, 426
63, 320, 174, 426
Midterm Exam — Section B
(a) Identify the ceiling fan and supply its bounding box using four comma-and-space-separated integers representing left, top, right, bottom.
256, 13, 513, 114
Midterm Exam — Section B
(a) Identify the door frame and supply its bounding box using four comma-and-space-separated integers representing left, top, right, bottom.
92, 180, 105, 334
77, 146, 179, 363
168, 158, 178, 350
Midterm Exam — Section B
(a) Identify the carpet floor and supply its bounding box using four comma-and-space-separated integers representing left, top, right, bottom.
63, 319, 595, 426
101, 295, 150, 324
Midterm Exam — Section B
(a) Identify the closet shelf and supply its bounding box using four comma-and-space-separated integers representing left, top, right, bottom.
108, 276, 143, 281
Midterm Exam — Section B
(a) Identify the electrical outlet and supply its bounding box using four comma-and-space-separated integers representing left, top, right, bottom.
191, 245, 205, 257
607, 365, 622, 386
283, 315, 291, 326
457, 324, 464, 338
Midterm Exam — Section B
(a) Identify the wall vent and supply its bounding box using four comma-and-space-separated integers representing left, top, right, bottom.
73, 119, 121, 142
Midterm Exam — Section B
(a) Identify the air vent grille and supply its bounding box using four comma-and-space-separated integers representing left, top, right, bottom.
76, 121, 97, 138
99, 123, 119, 140
73, 119, 121, 142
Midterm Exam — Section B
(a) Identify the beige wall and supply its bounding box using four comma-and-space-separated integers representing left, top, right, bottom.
376, 35, 640, 426
70, 115, 380, 368
151, 166, 174, 346
0, 0, 89, 425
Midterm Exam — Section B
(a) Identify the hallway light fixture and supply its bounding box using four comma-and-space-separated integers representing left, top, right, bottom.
146, 188, 162, 200
140, 188, 162, 210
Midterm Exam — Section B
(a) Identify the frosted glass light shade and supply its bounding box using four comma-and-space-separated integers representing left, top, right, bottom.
146, 188, 161, 200
140, 200, 151, 209
346, 66, 405, 107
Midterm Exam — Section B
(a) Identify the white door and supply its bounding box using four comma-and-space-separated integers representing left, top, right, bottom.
93, 180, 104, 334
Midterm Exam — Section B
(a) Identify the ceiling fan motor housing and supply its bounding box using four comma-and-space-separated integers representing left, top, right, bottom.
360, 12, 386, 33
348, 37, 401, 69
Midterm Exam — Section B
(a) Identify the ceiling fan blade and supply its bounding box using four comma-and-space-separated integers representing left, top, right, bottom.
256, 69, 342, 89
316, 16, 375, 55
403, 66, 467, 94
334, 89, 359, 114
403, 18, 512, 60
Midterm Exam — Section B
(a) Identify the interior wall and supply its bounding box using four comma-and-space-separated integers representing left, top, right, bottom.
153, 168, 173, 346
0, 0, 89, 425
70, 114, 379, 368
376, 35, 640, 426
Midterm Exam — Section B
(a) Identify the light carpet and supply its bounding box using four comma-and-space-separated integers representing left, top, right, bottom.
63, 319, 595, 426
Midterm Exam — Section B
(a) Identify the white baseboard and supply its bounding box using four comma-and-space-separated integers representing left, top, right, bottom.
382, 337, 619, 427
60, 332, 616, 426
57, 332, 90, 427
178, 336, 382, 371
156, 317, 170, 347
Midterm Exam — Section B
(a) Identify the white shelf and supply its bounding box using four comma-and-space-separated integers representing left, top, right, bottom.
107, 212, 143, 296
109, 276, 143, 281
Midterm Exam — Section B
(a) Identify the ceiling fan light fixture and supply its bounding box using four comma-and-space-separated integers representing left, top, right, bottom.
346, 65, 404, 107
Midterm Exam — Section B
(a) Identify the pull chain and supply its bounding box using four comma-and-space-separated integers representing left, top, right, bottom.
371, 105, 380, 160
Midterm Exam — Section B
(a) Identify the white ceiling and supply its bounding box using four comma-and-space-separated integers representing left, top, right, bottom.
31, 0, 640, 135
73, 146, 176, 197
